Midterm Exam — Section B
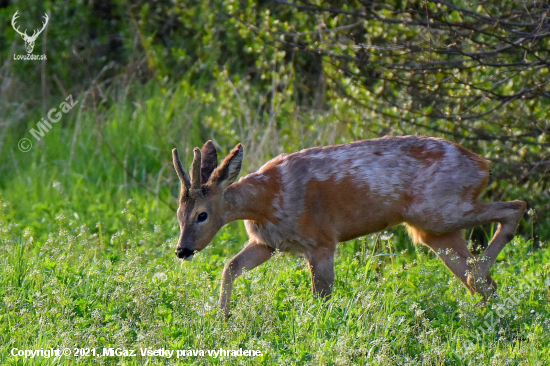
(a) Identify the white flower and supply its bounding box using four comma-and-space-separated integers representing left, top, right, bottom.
153, 272, 168, 282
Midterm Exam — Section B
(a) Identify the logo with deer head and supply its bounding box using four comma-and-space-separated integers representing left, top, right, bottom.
11, 11, 49, 54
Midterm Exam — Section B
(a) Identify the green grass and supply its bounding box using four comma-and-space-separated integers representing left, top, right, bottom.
1, 82, 549, 365
1, 213, 548, 365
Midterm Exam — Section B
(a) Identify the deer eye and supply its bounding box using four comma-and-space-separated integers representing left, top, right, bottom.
197, 212, 208, 222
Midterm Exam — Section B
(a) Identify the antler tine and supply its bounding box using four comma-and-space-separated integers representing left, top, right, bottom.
40, 14, 49, 31
29, 13, 49, 40
11, 11, 28, 37
172, 148, 191, 194
190, 148, 202, 189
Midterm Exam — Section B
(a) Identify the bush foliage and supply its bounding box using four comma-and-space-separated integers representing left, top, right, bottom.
1, 0, 548, 238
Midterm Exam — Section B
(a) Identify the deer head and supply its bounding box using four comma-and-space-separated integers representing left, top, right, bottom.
172, 141, 243, 259
12, 11, 49, 54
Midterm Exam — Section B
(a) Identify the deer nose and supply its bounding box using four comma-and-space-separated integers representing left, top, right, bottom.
176, 247, 195, 260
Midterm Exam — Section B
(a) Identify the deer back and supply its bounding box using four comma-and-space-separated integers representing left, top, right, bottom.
242, 136, 489, 251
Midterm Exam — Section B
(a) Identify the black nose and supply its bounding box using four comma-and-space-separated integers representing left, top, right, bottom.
176, 247, 195, 259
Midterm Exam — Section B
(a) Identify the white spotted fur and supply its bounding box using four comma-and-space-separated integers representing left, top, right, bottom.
243, 136, 487, 252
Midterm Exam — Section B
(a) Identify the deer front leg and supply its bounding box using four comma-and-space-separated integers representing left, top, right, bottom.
306, 246, 335, 298
220, 241, 274, 317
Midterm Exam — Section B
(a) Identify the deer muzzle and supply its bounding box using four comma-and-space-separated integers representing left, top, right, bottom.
176, 247, 195, 260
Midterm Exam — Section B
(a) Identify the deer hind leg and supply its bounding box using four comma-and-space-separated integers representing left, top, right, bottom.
411, 228, 496, 296
460, 200, 527, 294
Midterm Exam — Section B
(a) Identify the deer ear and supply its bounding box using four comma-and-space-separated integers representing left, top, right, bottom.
200, 140, 218, 183
210, 144, 243, 190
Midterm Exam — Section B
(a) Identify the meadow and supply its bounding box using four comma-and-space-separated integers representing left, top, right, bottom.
1, 1, 550, 364
1, 81, 549, 365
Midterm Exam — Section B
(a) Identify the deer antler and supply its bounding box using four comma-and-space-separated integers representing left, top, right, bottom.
28, 13, 49, 41
190, 148, 202, 189
172, 148, 191, 196
11, 11, 29, 39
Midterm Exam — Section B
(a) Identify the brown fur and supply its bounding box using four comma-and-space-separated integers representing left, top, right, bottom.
407, 145, 445, 165
298, 176, 404, 243
225, 167, 282, 225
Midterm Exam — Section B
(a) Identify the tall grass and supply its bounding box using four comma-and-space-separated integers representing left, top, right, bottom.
0, 78, 549, 365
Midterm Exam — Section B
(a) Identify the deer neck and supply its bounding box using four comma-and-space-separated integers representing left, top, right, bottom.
223, 171, 280, 225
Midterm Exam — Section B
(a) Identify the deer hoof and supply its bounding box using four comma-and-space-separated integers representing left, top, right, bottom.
467, 273, 497, 298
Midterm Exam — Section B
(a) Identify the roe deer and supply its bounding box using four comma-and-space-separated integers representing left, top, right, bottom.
171, 136, 526, 317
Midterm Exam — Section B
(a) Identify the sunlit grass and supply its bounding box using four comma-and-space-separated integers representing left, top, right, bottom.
1, 196, 548, 365
0, 82, 548, 365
